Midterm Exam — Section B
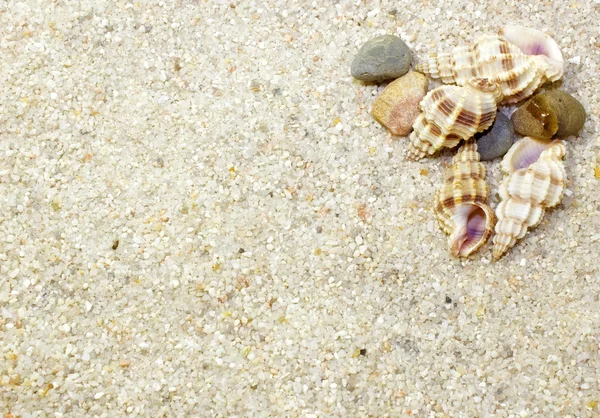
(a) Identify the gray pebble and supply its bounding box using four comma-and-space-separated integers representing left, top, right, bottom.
476, 112, 516, 161
351, 35, 412, 82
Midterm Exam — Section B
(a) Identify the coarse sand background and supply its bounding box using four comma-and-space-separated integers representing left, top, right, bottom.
1, 0, 600, 416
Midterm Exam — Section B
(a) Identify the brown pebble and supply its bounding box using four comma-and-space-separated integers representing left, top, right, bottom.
371, 71, 427, 137
512, 90, 586, 139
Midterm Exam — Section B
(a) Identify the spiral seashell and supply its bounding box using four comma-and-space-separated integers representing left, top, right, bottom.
434, 139, 495, 257
408, 78, 502, 159
492, 137, 567, 260
499, 26, 564, 82
416, 34, 547, 104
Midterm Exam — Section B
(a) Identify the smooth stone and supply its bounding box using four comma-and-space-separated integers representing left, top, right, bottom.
475, 113, 516, 160
371, 72, 427, 136
351, 35, 412, 82
511, 96, 556, 140
511, 90, 586, 139
545, 90, 586, 137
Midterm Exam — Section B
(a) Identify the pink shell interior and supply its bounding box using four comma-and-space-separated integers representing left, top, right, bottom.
500, 26, 564, 64
506, 137, 552, 171
451, 204, 490, 257
499, 26, 564, 81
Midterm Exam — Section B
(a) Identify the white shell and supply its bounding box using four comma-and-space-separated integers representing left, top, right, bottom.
493, 137, 567, 260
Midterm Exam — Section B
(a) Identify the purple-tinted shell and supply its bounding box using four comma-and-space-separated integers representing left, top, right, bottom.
499, 26, 564, 82
501, 136, 557, 173
450, 203, 495, 257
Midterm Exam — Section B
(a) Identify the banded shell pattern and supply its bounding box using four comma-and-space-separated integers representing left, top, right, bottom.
408, 78, 502, 159
416, 34, 550, 104
499, 26, 564, 82
434, 139, 495, 257
492, 137, 567, 260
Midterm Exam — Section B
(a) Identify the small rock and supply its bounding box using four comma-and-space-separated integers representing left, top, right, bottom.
475, 112, 516, 160
371, 71, 427, 136
547, 91, 586, 138
511, 90, 586, 140
351, 35, 412, 82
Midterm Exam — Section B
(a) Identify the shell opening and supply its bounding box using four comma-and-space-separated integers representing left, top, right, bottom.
499, 26, 564, 81
506, 137, 552, 171
514, 147, 544, 170
450, 204, 491, 257
500, 26, 563, 64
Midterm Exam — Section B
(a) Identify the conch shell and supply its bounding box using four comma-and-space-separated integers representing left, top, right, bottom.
499, 26, 564, 82
416, 33, 551, 104
408, 78, 502, 159
492, 137, 567, 260
434, 139, 495, 257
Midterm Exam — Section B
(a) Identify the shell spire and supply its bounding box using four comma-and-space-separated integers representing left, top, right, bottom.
408, 78, 502, 159
492, 137, 567, 260
415, 33, 549, 104
415, 44, 473, 85
434, 139, 495, 257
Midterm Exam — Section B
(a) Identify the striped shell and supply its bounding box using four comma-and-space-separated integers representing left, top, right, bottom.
434, 139, 495, 257
499, 26, 564, 82
416, 34, 546, 104
408, 78, 502, 159
492, 137, 567, 260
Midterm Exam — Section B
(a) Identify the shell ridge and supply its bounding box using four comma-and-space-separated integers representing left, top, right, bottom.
417, 33, 561, 103
434, 140, 495, 257
408, 80, 500, 158
492, 138, 566, 259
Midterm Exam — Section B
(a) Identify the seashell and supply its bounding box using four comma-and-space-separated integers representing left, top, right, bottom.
499, 26, 564, 82
434, 139, 495, 257
408, 78, 502, 159
492, 137, 567, 260
416, 34, 546, 104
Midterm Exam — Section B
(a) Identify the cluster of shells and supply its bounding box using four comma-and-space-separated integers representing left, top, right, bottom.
412, 26, 569, 260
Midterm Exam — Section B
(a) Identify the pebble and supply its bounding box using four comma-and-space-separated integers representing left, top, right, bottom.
371, 71, 427, 136
351, 35, 412, 82
511, 90, 586, 140
475, 112, 516, 160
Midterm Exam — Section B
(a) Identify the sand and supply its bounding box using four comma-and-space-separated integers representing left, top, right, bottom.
1, 0, 600, 416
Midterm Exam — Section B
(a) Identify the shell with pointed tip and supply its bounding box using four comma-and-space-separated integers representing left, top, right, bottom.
416, 34, 546, 104
408, 78, 502, 159
434, 139, 495, 257
492, 137, 566, 260
499, 26, 564, 82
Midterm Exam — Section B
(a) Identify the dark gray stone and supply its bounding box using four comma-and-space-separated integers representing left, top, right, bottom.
476, 112, 516, 161
351, 35, 412, 82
